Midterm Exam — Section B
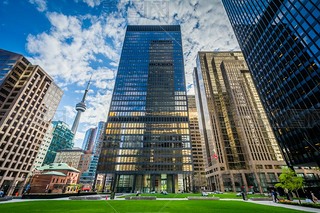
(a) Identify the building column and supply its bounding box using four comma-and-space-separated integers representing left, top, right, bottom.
101, 174, 107, 192
172, 174, 175, 193
111, 174, 117, 192
254, 171, 263, 193
230, 172, 236, 192
132, 175, 136, 193
241, 172, 248, 192
152, 174, 156, 191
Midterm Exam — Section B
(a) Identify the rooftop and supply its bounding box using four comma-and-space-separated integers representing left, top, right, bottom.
38, 163, 80, 173
42, 171, 67, 177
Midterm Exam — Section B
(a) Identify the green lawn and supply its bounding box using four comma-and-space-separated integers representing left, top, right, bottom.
0, 200, 303, 213
118, 192, 278, 199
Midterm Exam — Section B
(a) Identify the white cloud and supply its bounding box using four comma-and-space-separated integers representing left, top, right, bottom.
29, 0, 47, 12
27, 12, 122, 86
73, 131, 86, 147
82, 0, 101, 8
82, 89, 113, 124
27, 0, 239, 135
116, 0, 239, 94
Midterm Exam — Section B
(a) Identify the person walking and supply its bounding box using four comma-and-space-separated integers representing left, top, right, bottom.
311, 191, 318, 204
272, 190, 279, 202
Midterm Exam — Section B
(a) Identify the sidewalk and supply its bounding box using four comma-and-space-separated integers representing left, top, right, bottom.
247, 200, 319, 213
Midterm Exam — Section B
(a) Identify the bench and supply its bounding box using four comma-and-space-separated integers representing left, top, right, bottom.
69, 196, 101, 200
0, 196, 13, 202
187, 197, 220, 200
250, 197, 273, 201
125, 196, 156, 200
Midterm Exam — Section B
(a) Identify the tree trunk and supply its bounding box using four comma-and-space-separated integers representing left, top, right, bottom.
296, 190, 301, 205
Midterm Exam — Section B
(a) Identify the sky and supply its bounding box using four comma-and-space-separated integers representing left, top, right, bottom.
0, 0, 240, 147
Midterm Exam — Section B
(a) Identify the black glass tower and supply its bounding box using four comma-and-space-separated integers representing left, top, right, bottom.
222, 0, 320, 167
97, 25, 193, 193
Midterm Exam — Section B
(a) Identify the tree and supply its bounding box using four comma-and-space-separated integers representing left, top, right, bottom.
275, 167, 304, 204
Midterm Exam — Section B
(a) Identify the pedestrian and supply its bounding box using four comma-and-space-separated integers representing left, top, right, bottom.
311, 191, 318, 204
0, 190, 4, 198
272, 190, 279, 202
241, 191, 246, 200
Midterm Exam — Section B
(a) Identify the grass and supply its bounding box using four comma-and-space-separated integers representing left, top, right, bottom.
118, 192, 279, 199
0, 200, 304, 213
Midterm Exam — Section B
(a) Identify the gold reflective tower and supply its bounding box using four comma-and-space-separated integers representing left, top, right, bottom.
194, 51, 285, 193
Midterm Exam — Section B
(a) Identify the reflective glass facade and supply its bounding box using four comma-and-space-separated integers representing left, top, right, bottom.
97, 25, 193, 193
43, 121, 74, 165
194, 52, 286, 193
222, 0, 320, 166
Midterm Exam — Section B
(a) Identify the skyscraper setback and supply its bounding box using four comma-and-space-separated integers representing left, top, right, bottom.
222, 0, 320, 167
194, 51, 285, 192
97, 25, 193, 193
0, 49, 63, 195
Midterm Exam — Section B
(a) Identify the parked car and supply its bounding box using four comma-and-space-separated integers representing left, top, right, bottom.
236, 193, 242, 197
214, 191, 223, 194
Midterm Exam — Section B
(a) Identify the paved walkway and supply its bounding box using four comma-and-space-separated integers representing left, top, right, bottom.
0, 195, 318, 212
247, 200, 319, 213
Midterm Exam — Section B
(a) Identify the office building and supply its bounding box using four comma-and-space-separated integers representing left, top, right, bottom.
54, 147, 84, 168
32, 123, 54, 169
194, 51, 286, 192
0, 49, 63, 195
42, 121, 74, 166
187, 95, 207, 192
222, 0, 320, 167
97, 25, 193, 193
82, 127, 97, 153
79, 122, 105, 187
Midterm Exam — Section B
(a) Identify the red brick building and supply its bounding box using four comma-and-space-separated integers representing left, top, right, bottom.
29, 163, 80, 193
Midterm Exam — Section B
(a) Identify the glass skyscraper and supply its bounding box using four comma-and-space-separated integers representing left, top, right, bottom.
222, 0, 320, 167
97, 25, 193, 193
42, 121, 74, 165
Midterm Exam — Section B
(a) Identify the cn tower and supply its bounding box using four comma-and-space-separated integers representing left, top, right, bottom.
71, 77, 91, 135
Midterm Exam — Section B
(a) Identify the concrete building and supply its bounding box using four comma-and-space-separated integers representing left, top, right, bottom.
42, 121, 74, 166
187, 95, 207, 192
54, 147, 84, 168
30, 163, 80, 193
32, 123, 54, 169
193, 51, 286, 193
0, 49, 63, 196
78, 153, 92, 175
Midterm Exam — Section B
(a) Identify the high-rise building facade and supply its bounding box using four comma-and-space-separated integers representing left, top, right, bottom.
97, 25, 193, 193
42, 121, 74, 166
32, 123, 54, 169
0, 49, 63, 195
82, 127, 97, 153
79, 121, 105, 187
194, 51, 286, 193
187, 95, 207, 191
222, 0, 320, 167
92, 121, 106, 156
54, 147, 84, 168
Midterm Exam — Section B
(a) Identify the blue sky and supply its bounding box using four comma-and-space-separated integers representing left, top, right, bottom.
0, 0, 239, 147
